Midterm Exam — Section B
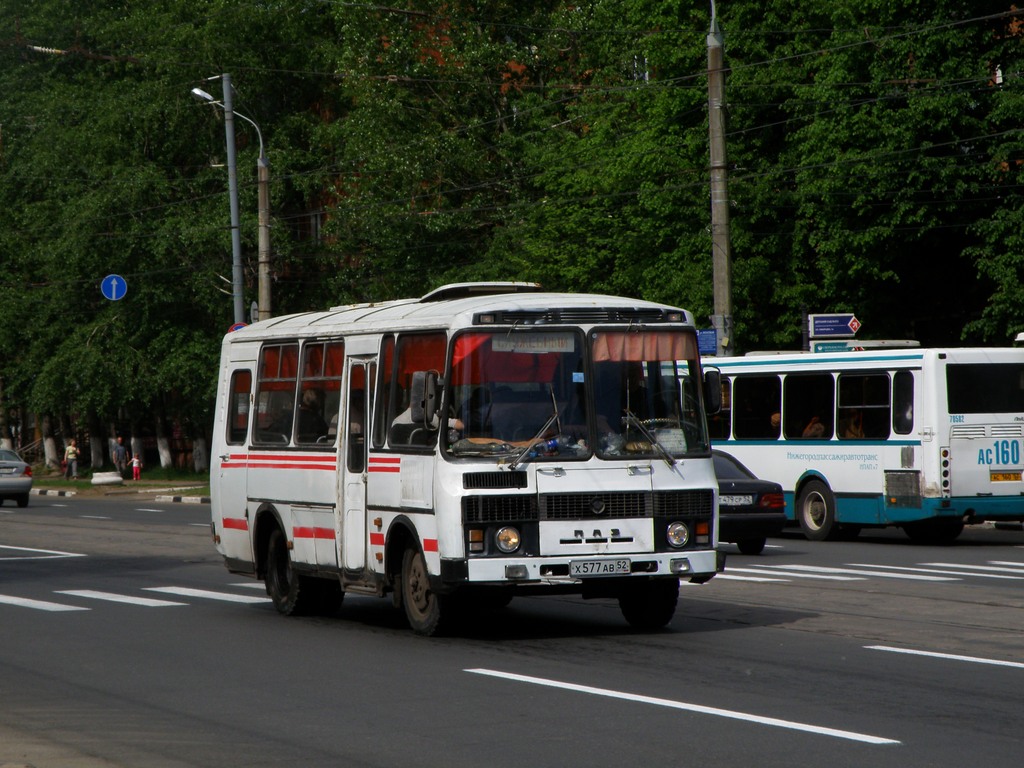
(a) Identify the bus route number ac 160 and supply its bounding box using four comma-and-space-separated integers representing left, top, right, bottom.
570, 559, 631, 577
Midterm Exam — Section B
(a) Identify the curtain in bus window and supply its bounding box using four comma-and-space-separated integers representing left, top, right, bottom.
388, 333, 446, 448
591, 331, 695, 363
893, 370, 914, 434
296, 341, 343, 445
450, 332, 562, 384
255, 344, 298, 444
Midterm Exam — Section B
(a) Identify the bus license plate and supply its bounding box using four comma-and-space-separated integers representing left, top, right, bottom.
570, 559, 631, 577
990, 471, 1022, 482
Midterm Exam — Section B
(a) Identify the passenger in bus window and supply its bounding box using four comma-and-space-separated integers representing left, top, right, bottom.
297, 389, 328, 443
802, 416, 825, 438
840, 411, 864, 439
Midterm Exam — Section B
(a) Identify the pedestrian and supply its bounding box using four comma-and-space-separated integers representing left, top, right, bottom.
63, 438, 80, 480
113, 436, 128, 478
131, 453, 143, 481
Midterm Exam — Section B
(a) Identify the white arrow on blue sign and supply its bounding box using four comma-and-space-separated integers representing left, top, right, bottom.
809, 313, 861, 338
101, 274, 128, 301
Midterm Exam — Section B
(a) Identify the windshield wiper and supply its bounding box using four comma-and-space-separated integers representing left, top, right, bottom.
622, 408, 676, 467
507, 411, 560, 471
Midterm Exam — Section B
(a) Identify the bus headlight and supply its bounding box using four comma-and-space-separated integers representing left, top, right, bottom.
495, 526, 521, 553
666, 521, 690, 548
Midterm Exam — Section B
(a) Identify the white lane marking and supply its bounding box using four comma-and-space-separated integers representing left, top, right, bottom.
230, 582, 268, 590
80, 515, 111, 520
145, 586, 271, 604
726, 567, 864, 581
0, 594, 89, 612
0, 544, 86, 560
866, 645, 1024, 670
713, 574, 791, 583
466, 669, 899, 745
921, 562, 1024, 575
56, 590, 187, 607
849, 563, 1024, 580
135, 508, 164, 512
987, 560, 1024, 569
756, 564, 956, 581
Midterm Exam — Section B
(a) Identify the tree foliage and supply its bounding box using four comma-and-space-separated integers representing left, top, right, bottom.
1, 1, 1022, 457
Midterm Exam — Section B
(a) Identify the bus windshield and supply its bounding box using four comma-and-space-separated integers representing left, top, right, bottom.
445, 328, 709, 461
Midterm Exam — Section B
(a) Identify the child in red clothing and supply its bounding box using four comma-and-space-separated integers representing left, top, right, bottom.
131, 453, 143, 480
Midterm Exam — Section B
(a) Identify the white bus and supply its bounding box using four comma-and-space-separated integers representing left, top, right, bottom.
708, 347, 1024, 542
210, 283, 724, 634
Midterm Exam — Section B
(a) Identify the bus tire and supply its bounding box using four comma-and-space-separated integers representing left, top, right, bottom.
736, 537, 767, 555
265, 527, 312, 616
618, 578, 679, 630
903, 518, 964, 544
797, 480, 839, 541
401, 546, 446, 636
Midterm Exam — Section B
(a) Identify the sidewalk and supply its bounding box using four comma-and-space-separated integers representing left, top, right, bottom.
32, 478, 210, 504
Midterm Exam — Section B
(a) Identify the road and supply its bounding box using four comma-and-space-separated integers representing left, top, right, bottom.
2, 495, 1023, 767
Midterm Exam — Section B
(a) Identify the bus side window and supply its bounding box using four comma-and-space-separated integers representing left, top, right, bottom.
838, 372, 890, 440
732, 375, 781, 439
255, 344, 298, 445
296, 341, 343, 446
784, 373, 834, 440
707, 378, 731, 440
347, 365, 367, 472
893, 370, 914, 434
387, 332, 447, 448
227, 370, 252, 445
373, 337, 395, 449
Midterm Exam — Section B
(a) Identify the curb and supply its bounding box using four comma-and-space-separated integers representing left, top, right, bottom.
155, 494, 211, 505
31, 488, 77, 498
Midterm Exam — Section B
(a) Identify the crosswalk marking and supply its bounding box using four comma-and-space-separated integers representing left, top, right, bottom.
753, 564, 957, 581
725, 567, 864, 581
921, 562, 1024, 575
145, 586, 272, 604
0, 594, 89, 611
848, 563, 1024, 580
56, 589, 188, 607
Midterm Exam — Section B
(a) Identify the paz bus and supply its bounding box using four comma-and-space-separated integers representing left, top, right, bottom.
210, 282, 724, 635
707, 346, 1024, 542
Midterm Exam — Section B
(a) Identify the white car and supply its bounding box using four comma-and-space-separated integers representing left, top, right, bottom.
0, 449, 33, 507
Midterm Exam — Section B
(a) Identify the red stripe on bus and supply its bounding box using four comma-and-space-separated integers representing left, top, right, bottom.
222, 517, 249, 531
293, 526, 335, 540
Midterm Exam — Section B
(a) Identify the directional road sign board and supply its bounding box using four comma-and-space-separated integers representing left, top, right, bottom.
101, 274, 127, 301
809, 313, 861, 338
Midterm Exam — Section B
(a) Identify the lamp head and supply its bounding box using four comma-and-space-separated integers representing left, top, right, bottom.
191, 87, 216, 103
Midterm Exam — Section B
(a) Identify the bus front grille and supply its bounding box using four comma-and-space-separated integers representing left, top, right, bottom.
462, 489, 713, 523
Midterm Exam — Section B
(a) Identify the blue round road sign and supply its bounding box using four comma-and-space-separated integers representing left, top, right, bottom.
101, 274, 127, 301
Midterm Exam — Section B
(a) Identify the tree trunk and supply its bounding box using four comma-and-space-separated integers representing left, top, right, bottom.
192, 435, 209, 473
42, 413, 60, 470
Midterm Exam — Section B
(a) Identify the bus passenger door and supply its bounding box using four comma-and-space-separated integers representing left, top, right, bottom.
341, 360, 372, 573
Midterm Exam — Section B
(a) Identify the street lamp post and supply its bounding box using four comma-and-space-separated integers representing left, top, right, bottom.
192, 73, 271, 324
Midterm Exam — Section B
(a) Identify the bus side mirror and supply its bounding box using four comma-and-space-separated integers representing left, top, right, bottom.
703, 368, 722, 415
410, 370, 440, 428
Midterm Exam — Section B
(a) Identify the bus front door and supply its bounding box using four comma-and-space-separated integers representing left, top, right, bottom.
341, 360, 371, 574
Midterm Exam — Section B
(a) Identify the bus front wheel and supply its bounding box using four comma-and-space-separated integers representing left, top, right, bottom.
265, 528, 312, 615
618, 578, 679, 630
401, 546, 447, 636
797, 480, 839, 541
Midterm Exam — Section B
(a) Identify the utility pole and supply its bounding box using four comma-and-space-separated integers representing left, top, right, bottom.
257, 153, 271, 321
221, 73, 246, 326
707, 1, 734, 356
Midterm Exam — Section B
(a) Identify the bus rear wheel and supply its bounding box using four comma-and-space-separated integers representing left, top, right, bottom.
797, 480, 839, 541
401, 546, 447, 636
618, 578, 679, 630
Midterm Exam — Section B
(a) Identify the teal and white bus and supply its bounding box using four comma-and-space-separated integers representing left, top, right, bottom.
708, 347, 1024, 542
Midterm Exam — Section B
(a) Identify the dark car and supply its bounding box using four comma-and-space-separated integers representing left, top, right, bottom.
0, 448, 33, 508
713, 450, 786, 555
